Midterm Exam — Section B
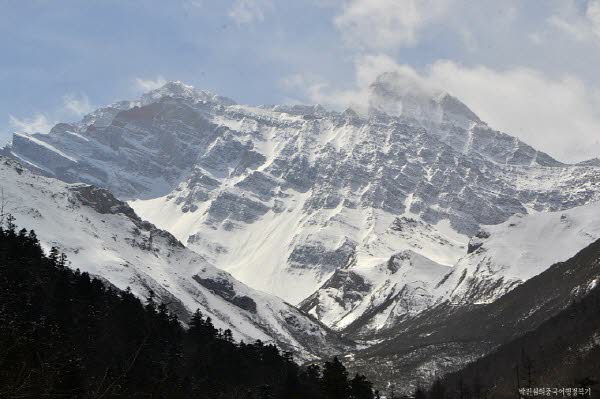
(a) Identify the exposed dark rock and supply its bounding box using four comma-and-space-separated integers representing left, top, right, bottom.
193, 275, 257, 313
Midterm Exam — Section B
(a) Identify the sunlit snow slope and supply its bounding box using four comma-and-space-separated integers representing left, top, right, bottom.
436, 201, 600, 304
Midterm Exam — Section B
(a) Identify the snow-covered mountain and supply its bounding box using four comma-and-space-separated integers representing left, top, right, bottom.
304, 201, 600, 336
300, 248, 451, 335
0, 156, 347, 360
347, 234, 600, 392
435, 201, 600, 305
4, 77, 600, 328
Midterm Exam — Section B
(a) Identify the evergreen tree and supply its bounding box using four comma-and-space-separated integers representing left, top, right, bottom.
0, 217, 375, 398
5, 213, 16, 234
48, 245, 60, 264
350, 373, 374, 399
322, 356, 350, 399
189, 308, 204, 332
58, 252, 68, 268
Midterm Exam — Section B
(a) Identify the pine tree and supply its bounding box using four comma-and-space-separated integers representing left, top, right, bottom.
27, 229, 38, 243
145, 289, 157, 314
5, 213, 16, 234
189, 309, 204, 332
223, 329, 234, 343
49, 246, 60, 265
322, 356, 349, 399
3, 214, 16, 240
350, 373, 373, 399
58, 252, 68, 268
305, 364, 321, 382
0, 216, 375, 398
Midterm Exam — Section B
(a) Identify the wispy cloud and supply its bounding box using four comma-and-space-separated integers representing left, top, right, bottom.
8, 113, 54, 134
62, 93, 93, 117
588, 0, 600, 39
134, 76, 167, 92
282, 54, 435, 114
7, 92, 93, 135
184, 0, 203, 9
426, 61, 600, 163
285, 54, 600, 163
548, 0, 600, 42
333, 0, 452, 50
228, 0, 271, 26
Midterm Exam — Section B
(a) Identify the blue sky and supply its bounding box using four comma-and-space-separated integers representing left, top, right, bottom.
2, 0, 600, 162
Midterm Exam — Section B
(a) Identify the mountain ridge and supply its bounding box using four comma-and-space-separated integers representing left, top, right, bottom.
4, 79, 600, 324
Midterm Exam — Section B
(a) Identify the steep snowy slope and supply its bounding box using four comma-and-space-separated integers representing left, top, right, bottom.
4, 79, 600, 313
0, 156, 347, 360
299, 200, 600, 333
435, 201, 600, 304
300, 248, 451, 335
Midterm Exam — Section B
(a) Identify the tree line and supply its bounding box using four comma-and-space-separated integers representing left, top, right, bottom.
0, 214, 374, 398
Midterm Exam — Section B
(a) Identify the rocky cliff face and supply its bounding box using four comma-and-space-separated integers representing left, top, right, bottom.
4, 79, 600, 321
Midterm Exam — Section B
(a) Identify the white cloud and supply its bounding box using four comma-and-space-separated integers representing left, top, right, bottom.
228, 0, 271, 26
426, 62, 600, 163
8, 113, 54, 134
134, 76, 167, 92
528, 31, 545, 45
279, 73, 319, 91
548, 15, 590, 41
7, 92, 93, 136
548, 0, 600, 42
185, 0, 203, 8
588, 0, 600, 39
285, 54, 436, 114
289, 55, 600, 163
62, 93, 92, 117
333, 0, 451, 50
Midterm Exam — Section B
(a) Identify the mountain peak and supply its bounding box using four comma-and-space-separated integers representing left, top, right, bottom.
366, 71, 482, 128
438, 93, 482, 124
140, 80, 236, 106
